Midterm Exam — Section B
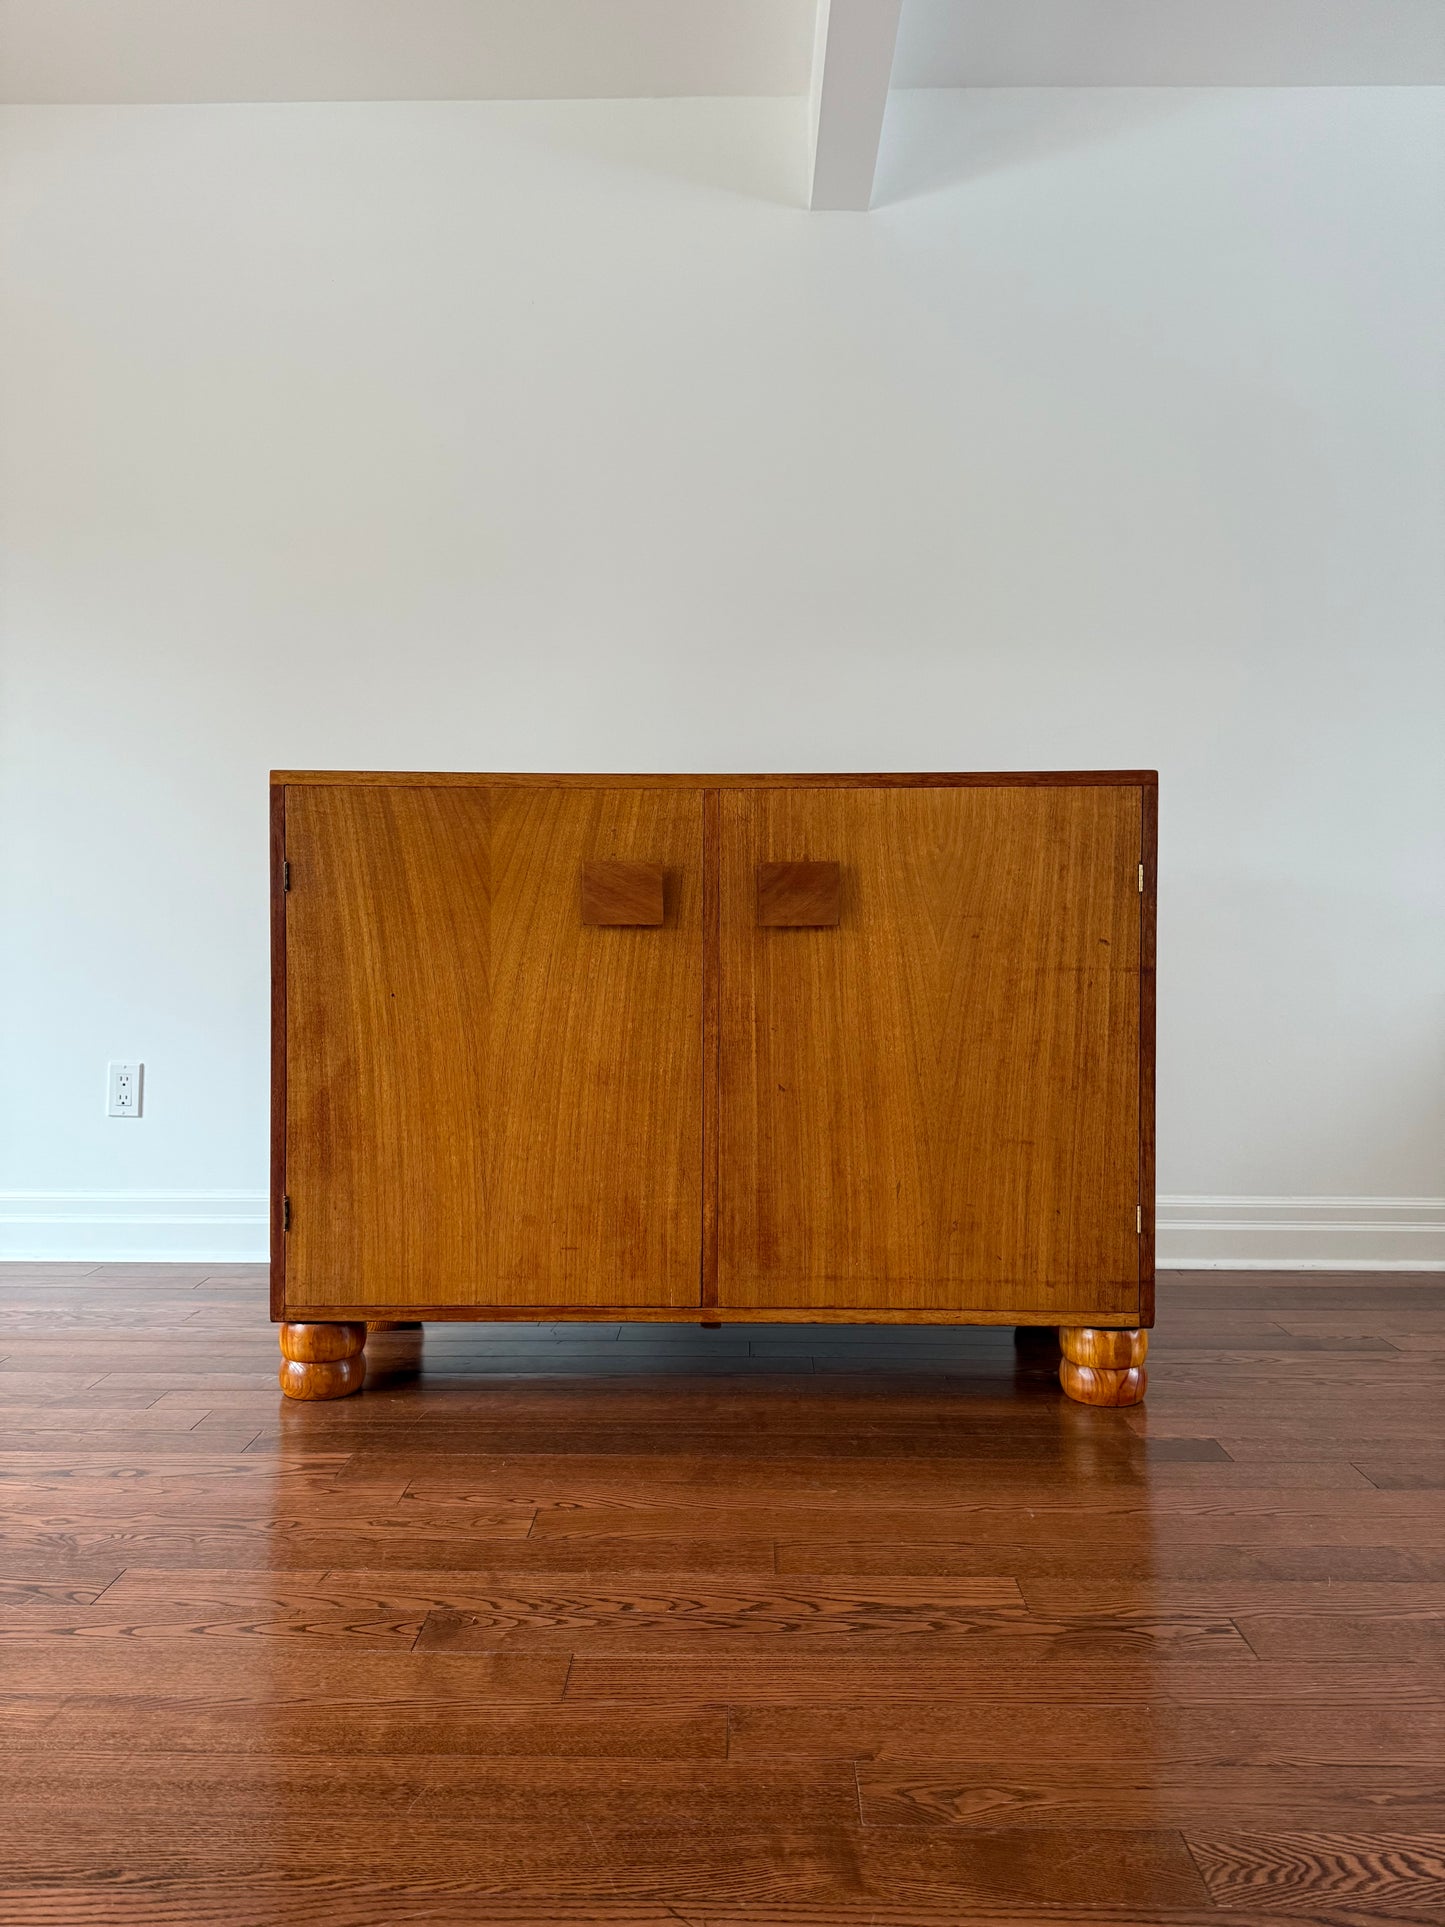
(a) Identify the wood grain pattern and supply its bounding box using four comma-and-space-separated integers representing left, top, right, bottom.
756, 860, 841, 927
277, 1322, 366, 1401
858, 1765, 1445, 1831
276, 1324, 367, 1363
282, 784, 703, 1311
1060, 1326, 1149, 1370
412, 1576, 1027, 1651
0, 1265, 1442, 1921
726, 1700, 1445, 1764
1060, 1347, 1148, 1406
717, 784, 1143, 1315
526, 1496, 1445, 1546
580, 860, 665, 927
415, 1602, 1247, 1659
1235, 1611, 1445, 1663
1063, 1366, 1140, 1409
701, 789, 721, 1313
40, 1698, 727, 1757
1188, 1828, 1445, 1913
566, 1656, 1445, 1707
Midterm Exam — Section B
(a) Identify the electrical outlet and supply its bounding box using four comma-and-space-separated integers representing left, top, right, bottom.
107, 1061, 143, 1118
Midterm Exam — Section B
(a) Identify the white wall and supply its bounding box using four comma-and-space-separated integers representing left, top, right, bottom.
1, 89, 1442, 1264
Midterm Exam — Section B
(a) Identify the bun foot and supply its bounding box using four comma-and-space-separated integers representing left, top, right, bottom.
1058, 1327, 1147, 1406
278, 1322, 367, 1400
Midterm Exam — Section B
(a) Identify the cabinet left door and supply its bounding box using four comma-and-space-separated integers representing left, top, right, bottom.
278, 783, 705, 1313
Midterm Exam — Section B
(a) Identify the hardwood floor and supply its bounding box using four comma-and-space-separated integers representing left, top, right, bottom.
0, 1268, 1442, 1925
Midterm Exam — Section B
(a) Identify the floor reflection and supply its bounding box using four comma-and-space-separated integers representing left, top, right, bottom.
270, 1314, 1168, 1904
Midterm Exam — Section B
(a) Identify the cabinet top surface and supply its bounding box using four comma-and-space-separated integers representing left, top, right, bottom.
272, 770, 1157, 789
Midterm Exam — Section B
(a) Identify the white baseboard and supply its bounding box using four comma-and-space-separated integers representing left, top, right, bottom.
2, 1191, 1441, 1271
1156, 1195, 1445, 1270
0, 1192, 268, 1262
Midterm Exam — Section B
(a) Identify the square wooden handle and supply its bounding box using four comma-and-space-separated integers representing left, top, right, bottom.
581, 860, 666, 926
757, 861, 841, 927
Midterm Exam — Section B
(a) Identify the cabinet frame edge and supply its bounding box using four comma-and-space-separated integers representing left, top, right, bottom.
269, 783, 288, 1323
270, 769, 1160, 790
1139, 778, 1158, 1329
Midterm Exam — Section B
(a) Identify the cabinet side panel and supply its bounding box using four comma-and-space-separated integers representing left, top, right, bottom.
1139, 781, 1158, 1327
269, 783, 287, 1321
719, 785, 1142, 1316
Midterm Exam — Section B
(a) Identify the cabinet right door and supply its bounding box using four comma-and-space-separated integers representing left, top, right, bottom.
716, 784, 1143, 1318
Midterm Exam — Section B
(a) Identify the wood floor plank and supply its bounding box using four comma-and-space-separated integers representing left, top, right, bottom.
418, 1598, 1251, 1658
0, 1428, 269, 1454
527, 1498, 1445, 1547
0, 1890, 694, 1927
729, 1701, 1445, 1764
0, 1820, 1211, 1909
1357, 1465, 1445, 1490
0, 1751, 858, 1826
384, 1455, 1195, 1504
564, 1658, 1437, 1706
1238, 1613, 1445, 1663
403, 1576, 1031, 1650
0, 1640, 571, 1700
0, 1451, 356, 1478
1188, 1829, 1445, 1915
0, 1524, 778, 1575
264, 1427, 1168, 1463
859, 1765, 1445, 1831
383, 1454, 1376, 1502
0, 1607, 430, 1647
38, 1699, 728, 1758
0, 1575, 120, 1607
851, 1825, 1212, 1909
0, 1896, 1396, 1927
777, 1541, 1445, 1581
1158, 1280, 1444, 1310
1019, 1581, 1445, 1615
0, 1467, 412, 1507
97, 1567, 1020, 1610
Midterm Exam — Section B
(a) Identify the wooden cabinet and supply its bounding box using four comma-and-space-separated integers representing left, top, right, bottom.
272, 771, 1156, 1406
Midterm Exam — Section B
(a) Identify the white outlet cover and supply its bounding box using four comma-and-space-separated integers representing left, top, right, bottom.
107, 1060, 143, 1118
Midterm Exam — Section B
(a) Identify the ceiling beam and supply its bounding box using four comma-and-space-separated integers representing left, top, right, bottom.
807, 0, 904, 210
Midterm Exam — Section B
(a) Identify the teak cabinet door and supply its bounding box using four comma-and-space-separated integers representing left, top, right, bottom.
283, 784, 703, 1310
716, 785, 1143, 1317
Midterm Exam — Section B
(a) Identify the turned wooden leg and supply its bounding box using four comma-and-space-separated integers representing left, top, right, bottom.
278, 1322, 366, 1400
1058, 1327, 1148, 1406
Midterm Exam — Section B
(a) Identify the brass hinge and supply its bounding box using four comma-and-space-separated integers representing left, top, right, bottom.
1138, 863, 1144, 893
1137, 1204, 1142, 1234
282, 1195, 291, 1232
282, 860, 291, 891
